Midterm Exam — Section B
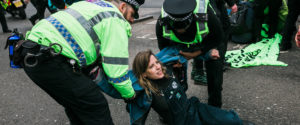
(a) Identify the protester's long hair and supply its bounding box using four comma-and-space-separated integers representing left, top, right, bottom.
132, 50, 168, 96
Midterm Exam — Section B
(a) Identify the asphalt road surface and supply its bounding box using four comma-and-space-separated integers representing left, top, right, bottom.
0, 1, 299, 125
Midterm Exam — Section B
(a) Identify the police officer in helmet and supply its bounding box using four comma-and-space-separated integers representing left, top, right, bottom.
156, 0, 225, 108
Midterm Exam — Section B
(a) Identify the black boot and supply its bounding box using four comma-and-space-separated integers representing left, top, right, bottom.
3, 29, 12, 33
280, 42, 292, 51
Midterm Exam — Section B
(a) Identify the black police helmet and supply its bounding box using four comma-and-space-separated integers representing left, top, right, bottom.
163, 0, 196, 15
121, 0, 145, 19
163, 0, 196, 29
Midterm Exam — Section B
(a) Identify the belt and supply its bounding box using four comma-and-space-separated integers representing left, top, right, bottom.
23, 41, 62, 68
22, 40, 102, 76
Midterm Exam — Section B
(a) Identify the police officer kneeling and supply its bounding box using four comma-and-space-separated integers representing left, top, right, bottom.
18, 0, 144, 124
156, 0, 225, 108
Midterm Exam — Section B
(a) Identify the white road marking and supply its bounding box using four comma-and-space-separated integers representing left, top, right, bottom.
136, 34, 151, 39
149, 37, 157, 40
147, 20, 157, 25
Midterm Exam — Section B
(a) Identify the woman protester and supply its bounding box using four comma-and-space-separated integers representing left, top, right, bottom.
129, 50, 256, 125
95, 48, 254, 125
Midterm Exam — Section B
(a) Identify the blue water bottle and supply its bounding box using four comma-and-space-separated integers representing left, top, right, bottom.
5, 29, 23, 68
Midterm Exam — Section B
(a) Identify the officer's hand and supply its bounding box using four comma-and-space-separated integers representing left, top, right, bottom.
179, 50, 201, 60
231, 4, 238, 13
210, 49, 220, 60
173, 61, 183, 68
123, 92, 136, 103
295, 26, 300, 48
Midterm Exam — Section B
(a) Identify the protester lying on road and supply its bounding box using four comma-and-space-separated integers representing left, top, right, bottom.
127, 50, 255, 125
95, 48, 255, 125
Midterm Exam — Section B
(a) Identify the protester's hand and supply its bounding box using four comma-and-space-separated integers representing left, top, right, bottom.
231, 4, 238, 13
210, 49, 220, 60
123, 92, 136, 103
179, 50, 201, 60
295, 26, 300, 48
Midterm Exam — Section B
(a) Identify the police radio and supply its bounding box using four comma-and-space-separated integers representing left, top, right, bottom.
4, 29, 24, 68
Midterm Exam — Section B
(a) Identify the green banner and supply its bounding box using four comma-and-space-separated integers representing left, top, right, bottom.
225, 33, 287, 68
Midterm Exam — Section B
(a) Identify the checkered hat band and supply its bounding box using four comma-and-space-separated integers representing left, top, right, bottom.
123, 0, 140, 8
167, 13, 193, 22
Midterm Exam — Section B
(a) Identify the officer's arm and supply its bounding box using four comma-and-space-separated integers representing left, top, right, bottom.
200, 6, 224, 53
100, 19, 135, 99
156, 17, 172, 50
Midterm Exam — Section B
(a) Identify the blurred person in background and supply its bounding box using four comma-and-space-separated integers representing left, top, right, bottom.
280, 0, 300, 51
295, 25, 300, 48
0, 0, 12, 33
251, 0, 282, 42
25, 0, 58, 25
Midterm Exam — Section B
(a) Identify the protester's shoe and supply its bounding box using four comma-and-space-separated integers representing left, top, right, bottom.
193, 73, 207, 86
242, 120, 255, 125
280, 43, 292, 51
3, 29, 12, 33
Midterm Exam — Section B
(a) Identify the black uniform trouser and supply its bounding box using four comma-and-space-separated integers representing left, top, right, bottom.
281, 0, 300, 46
212, 0, 231, 31
205, 2, 228, 107
218, 0, 231, 56
193, 45, 224, 108
252, 0, 282, 41
210, 0, 232, 61
0, 4, 9, 32
206, 46, 224, 108
24, 56, 114, 125
192, 0, 226, 108
29, 0, 57, 23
